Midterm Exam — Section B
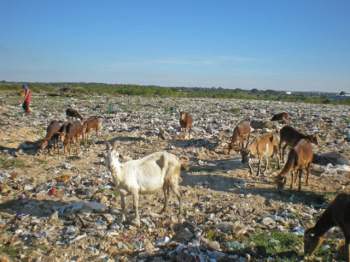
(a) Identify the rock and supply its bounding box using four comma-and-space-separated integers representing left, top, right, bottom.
201, 237, 221, 251
173, 223, 194, 242
57, 201, 106, 215
144, 239, 155, 253
346, 130, 350, 141
0, 183, 10, 194
261, 217, 276, 227
140, 217, 155, 228
292, 226, 305, 236
225, 241, 245, 252
155, 236, 170, 246
48, 211, 61, 225
216, 222, 234, 233
23, 184, 34, 191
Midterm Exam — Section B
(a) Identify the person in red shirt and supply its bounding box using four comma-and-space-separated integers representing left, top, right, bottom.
21, 84, 32, 114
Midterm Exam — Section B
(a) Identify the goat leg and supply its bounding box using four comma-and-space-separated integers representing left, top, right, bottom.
120, 191, 126, 222
76, 139, 80, 155
247, 159, 253, 175
306, 164, 311, 186
161, 186, 169, 213
245, 134, 250, 148
256, 159, 261, 176
275, 150, 281, 169
171, 182, 182, 216
279, 141, 283, 160
263, 155, 269, 175
293, 170, 298, 185
282, 144, 288, 163
298, 169, 302, 191
346, 238, 350, 262
132, 191, 140, 226
290, 171, 293, 189
85, 132, 89, 145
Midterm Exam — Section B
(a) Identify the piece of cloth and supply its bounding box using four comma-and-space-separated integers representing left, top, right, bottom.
313, 152, 349, 166
24, 89, 32, 103
22, 101, 30, 113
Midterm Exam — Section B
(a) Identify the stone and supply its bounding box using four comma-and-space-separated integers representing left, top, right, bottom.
261, 217, 276, 227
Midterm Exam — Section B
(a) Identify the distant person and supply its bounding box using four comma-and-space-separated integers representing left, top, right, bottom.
21, 84, 32, 114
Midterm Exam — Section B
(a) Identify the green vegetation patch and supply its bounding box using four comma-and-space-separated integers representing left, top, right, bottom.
0, 244, 19, 259
249, 231, 302, 257
230, 107, 240, 114
1, 82, 350, 105
0, 156, 26, 169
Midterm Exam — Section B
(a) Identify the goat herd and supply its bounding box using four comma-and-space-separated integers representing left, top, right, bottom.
39, 108, 103, 155
37, 108, 349, 259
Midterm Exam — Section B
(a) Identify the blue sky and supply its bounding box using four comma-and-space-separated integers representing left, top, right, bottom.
1, 0, 349, 92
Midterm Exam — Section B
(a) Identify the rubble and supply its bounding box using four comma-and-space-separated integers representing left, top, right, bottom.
0, 94, 349, 261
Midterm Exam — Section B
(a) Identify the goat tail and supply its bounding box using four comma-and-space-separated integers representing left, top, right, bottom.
274, 149, 297, 189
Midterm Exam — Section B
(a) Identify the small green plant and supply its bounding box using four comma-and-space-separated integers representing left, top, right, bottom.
230, 107, 240, 114
206, 229, 217, 241
249, 231, 302, 257
0, 156, 26, 169
0, 244, 19, 258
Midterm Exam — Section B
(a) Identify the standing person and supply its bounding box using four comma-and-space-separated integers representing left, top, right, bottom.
21, 84, 32, 114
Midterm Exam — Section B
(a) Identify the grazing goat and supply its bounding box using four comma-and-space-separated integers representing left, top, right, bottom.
228, 120, 251, 154
274, 139, 313, 191
240, 132, 280, 176
82, 116, 103, 142
63, 121, 83, 155
271, 112, 290, 124
40, 120, 62, 153
304, 193, 350, 261
66, 108, 83, 121
106, 142, 182, 226
179, 112, 193, 139
279, 125, 318, 162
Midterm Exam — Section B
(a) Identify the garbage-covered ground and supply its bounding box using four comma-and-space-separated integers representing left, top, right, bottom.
1, 92, 350, 261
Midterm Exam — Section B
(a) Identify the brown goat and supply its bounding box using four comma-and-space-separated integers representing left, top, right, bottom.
274, 139, 313, 191
63, 121, 84, 155
66, 108, 83, 121
228, 120, 251, 154
82, 116, 103, 142
179, 112, 193, 138
271, 112, 290, 124
304, 193, 350, 261
40, 120, 62, 153
279, 125, 318, 162
240, 132, 280, 176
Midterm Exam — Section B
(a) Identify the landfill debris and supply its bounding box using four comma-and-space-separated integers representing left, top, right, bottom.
0, 94, 349, 261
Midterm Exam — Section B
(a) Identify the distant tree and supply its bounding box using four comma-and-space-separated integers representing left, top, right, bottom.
339, 91, 346, 96
250, 88, 259, 93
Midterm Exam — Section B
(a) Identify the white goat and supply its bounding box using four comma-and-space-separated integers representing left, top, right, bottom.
106, 142, 182, 226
